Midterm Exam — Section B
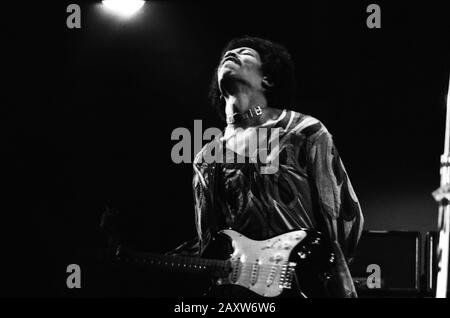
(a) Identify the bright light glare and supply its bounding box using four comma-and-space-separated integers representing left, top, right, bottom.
102, 0, 145, 18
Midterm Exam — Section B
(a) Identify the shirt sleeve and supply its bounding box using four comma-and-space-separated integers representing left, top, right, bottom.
307, 126, 364, 262
168, 158, 216, 256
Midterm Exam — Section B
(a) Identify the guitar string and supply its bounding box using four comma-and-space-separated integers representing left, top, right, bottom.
152, 263, 293, 274
147, 259, 295, 268
167, 265, 286, 275
166, 263, 291, 276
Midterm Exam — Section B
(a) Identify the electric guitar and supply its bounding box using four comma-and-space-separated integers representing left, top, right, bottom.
115, 229, 335, 298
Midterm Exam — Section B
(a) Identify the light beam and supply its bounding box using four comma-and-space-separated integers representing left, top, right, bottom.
102, 0, 145, 18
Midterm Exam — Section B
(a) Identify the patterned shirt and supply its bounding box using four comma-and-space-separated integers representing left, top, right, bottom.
174, 109, 364, 297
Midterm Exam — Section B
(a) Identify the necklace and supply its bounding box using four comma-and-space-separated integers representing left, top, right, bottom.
226, 105, 263, 124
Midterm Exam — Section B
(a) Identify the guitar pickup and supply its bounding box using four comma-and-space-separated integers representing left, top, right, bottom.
250, 260, 260, 286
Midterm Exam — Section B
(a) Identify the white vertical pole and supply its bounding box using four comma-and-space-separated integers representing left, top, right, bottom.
436, 75, 450, 298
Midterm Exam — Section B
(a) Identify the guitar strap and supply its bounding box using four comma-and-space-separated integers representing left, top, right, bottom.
210, 162, 220, 232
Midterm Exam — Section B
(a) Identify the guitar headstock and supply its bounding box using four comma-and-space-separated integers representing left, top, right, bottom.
100, 206, 122, 245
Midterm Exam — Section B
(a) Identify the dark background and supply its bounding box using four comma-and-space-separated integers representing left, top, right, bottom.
2, 1, 449, 297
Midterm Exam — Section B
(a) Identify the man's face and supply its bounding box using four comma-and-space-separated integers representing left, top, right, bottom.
217, 47, 264, 94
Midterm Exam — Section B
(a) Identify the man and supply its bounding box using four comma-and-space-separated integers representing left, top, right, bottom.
172, 36, 364, 298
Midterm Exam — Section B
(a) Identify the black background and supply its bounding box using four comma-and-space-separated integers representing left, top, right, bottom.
2, 1, 449, 297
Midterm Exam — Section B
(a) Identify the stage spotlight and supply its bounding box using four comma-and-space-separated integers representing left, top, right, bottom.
102, 0, 145, 18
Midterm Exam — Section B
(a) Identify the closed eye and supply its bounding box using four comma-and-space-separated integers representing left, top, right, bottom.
238, 48, 255, 56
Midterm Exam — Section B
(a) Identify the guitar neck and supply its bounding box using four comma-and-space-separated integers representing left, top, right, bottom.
116, 247, 231, 277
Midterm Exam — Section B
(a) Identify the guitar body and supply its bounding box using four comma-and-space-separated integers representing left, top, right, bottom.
202, 229, 334, 298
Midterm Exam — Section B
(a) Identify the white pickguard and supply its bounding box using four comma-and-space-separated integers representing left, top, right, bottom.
216, 229, 307, 297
